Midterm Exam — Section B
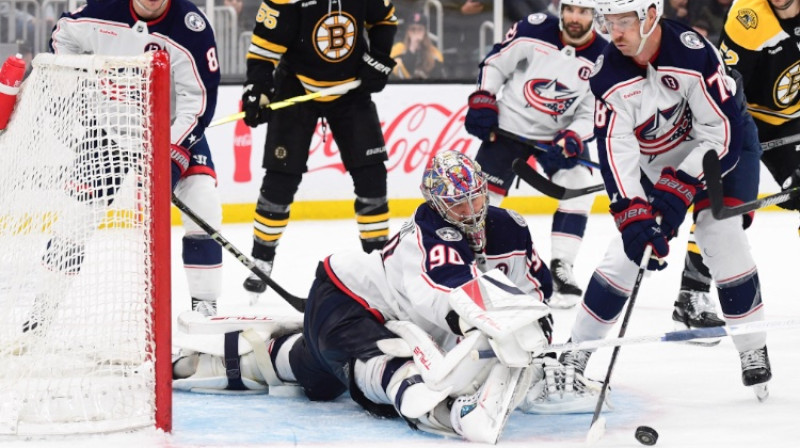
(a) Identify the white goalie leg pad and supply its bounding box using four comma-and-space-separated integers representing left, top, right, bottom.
381, 320, 493, 396
450, 362, 534, 444
173, 350, 269, 394
518, 356, 603, 414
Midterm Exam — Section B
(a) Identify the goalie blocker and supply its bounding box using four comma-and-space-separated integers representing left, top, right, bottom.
172, 270, 603, 443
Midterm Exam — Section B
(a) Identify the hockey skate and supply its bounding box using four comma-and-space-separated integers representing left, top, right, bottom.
191, 298, 217, 317
549, 259, 582, 309
739, 346, 771, 402
242, 258, 273, 302
672, 290, 724, 346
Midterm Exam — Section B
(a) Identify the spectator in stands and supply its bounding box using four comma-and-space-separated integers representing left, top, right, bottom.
218, 0, 261, 34
690, 0, 733, 43
663, 0, 691, 25
460, 0, 550, 21
390, 9, 446, 80
691, 18, 711, 39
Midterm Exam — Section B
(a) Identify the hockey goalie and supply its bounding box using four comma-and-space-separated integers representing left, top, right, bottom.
173, 151, 605, 443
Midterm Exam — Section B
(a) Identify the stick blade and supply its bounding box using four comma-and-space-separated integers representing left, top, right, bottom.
585, 416, 606, 445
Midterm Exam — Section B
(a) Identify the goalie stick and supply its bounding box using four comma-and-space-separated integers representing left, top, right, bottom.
702, 150, 800, 219
171, 194, 307, 312
512, 157, 605, 199
491, 127, 601, 169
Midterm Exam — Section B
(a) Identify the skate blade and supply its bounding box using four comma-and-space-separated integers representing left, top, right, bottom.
753, 384, 769, 402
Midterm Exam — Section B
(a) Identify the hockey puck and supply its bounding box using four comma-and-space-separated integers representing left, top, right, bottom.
635, 426, 658, 446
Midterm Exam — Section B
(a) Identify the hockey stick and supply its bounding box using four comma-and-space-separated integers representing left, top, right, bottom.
209, 80, 362, 127
171, 194, 307, 312
512, 157, 605, 199
586, 244, 653, 445
473, 317, 800, 358
490, 127, 601, 169
761, 133, 800, 151
702, 150, 800, 219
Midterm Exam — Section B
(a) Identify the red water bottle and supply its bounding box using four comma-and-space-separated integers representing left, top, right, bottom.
232, 100, 253, 182
0, 54, 26, 131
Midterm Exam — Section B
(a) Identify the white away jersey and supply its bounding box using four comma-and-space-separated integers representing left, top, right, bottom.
590, 19, 747, 201
477, 13, 607, 142
50, 0, 221, 149
323, 204, 552, 349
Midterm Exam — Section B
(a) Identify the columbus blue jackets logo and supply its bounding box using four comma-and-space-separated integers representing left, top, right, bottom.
634, 100, 694, 155
436, 227, 463, 242
184, 12, 207, 32
523, 79, 578, 120
314, 12, 357, 62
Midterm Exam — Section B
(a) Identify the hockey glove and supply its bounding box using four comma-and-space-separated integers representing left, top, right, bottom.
357, 51, 396, 94
778, 166, 800, 211
648, 168, 701, 239
464, 90, 498, 142
170, 144, 190, 190
553, 129, 585, 158
241, 81, 274, 128
610, 197, 669, 270
536, 143, 579, 177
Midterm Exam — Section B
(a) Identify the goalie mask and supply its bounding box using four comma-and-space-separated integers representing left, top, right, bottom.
421, 151, 488, 251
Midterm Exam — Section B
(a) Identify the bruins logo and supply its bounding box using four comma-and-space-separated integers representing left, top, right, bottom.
736, 9, 757, 30
774, 61, 800, 106
313, 12, 357, 62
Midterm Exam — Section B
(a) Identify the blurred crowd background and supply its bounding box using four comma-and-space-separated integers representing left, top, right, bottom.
1, 0, 733, 84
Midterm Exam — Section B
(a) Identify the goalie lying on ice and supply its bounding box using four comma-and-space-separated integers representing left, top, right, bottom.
174, 151, 605, 443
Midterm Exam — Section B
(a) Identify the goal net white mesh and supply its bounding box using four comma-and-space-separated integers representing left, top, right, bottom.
0, 52, 171, 435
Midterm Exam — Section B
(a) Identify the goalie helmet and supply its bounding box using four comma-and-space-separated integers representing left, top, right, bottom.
421, 151, 488, 251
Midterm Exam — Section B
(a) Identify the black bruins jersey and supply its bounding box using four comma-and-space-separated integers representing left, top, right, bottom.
246, 0, 397, 101
719, 0, 800, 138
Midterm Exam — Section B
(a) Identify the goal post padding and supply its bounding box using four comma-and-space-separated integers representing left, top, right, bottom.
0, 51, 172, 435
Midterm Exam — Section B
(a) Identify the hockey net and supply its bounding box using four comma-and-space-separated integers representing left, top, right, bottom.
0, 52, 172, 435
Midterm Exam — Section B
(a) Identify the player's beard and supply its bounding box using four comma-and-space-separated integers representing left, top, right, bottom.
563, 21, 592, 41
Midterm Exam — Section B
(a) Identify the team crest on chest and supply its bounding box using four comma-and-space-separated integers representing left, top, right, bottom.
313, 11, 357, 62
774, 61, 800, 106
185, 12, 207, 32
736, 9, 758, 29
523, 78, 578, 120
634, 99, 694, 155
436, 227, 463, 242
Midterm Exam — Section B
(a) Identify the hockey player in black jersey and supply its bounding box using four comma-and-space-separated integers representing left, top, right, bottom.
241, 0, 398, 299
673, 0, 800, 366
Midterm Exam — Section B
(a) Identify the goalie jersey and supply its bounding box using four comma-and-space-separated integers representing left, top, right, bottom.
718, 0, 800, 140
322, 204, 552, 349
49, 0, 220, 150
476, 13, 607, 142
589, 19, 746, 201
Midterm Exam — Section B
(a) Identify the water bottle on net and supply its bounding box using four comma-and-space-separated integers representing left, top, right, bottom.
0, 54, 26, 131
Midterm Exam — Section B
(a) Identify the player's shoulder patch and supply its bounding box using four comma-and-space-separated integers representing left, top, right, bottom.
527, 13, 547, 25
679, 31, 705, 50
435, 227, 463, 242
735, 8, 758, 30
184, 12, 207, 32
590, 54, 604, 78
505, 209, 528, 227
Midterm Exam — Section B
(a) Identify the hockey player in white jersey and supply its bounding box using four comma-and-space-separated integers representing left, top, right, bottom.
464, 1, 608, 309
44, 0, 224, 317
558, 0, 771, 400
173, 151, 604, 443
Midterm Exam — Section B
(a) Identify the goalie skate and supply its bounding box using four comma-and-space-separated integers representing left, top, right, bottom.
548, 259, 582, 309
672, 290, 724, 347
519, 357, 605, 414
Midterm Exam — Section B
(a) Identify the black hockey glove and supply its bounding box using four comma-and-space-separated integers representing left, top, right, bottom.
778, 166, 800, 211
357, 51, 396, 94
241, 81, 275, 128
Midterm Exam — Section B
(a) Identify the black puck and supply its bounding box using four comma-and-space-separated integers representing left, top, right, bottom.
635, 426, 658, 446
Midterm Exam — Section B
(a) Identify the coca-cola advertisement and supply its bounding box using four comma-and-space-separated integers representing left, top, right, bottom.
208, 84, 492, 205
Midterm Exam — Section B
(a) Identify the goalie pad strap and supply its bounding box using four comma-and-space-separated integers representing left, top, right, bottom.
224, 331, 248, 391
241, 328, 283, 386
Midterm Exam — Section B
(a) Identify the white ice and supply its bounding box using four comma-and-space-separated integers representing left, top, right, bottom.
7, 209, 800, 448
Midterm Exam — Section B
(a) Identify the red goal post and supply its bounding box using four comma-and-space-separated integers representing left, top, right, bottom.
0, 50, 172, 434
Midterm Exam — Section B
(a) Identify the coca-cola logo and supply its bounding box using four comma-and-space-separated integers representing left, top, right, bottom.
307, 103, 476, 174
233, 133, 251, 147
